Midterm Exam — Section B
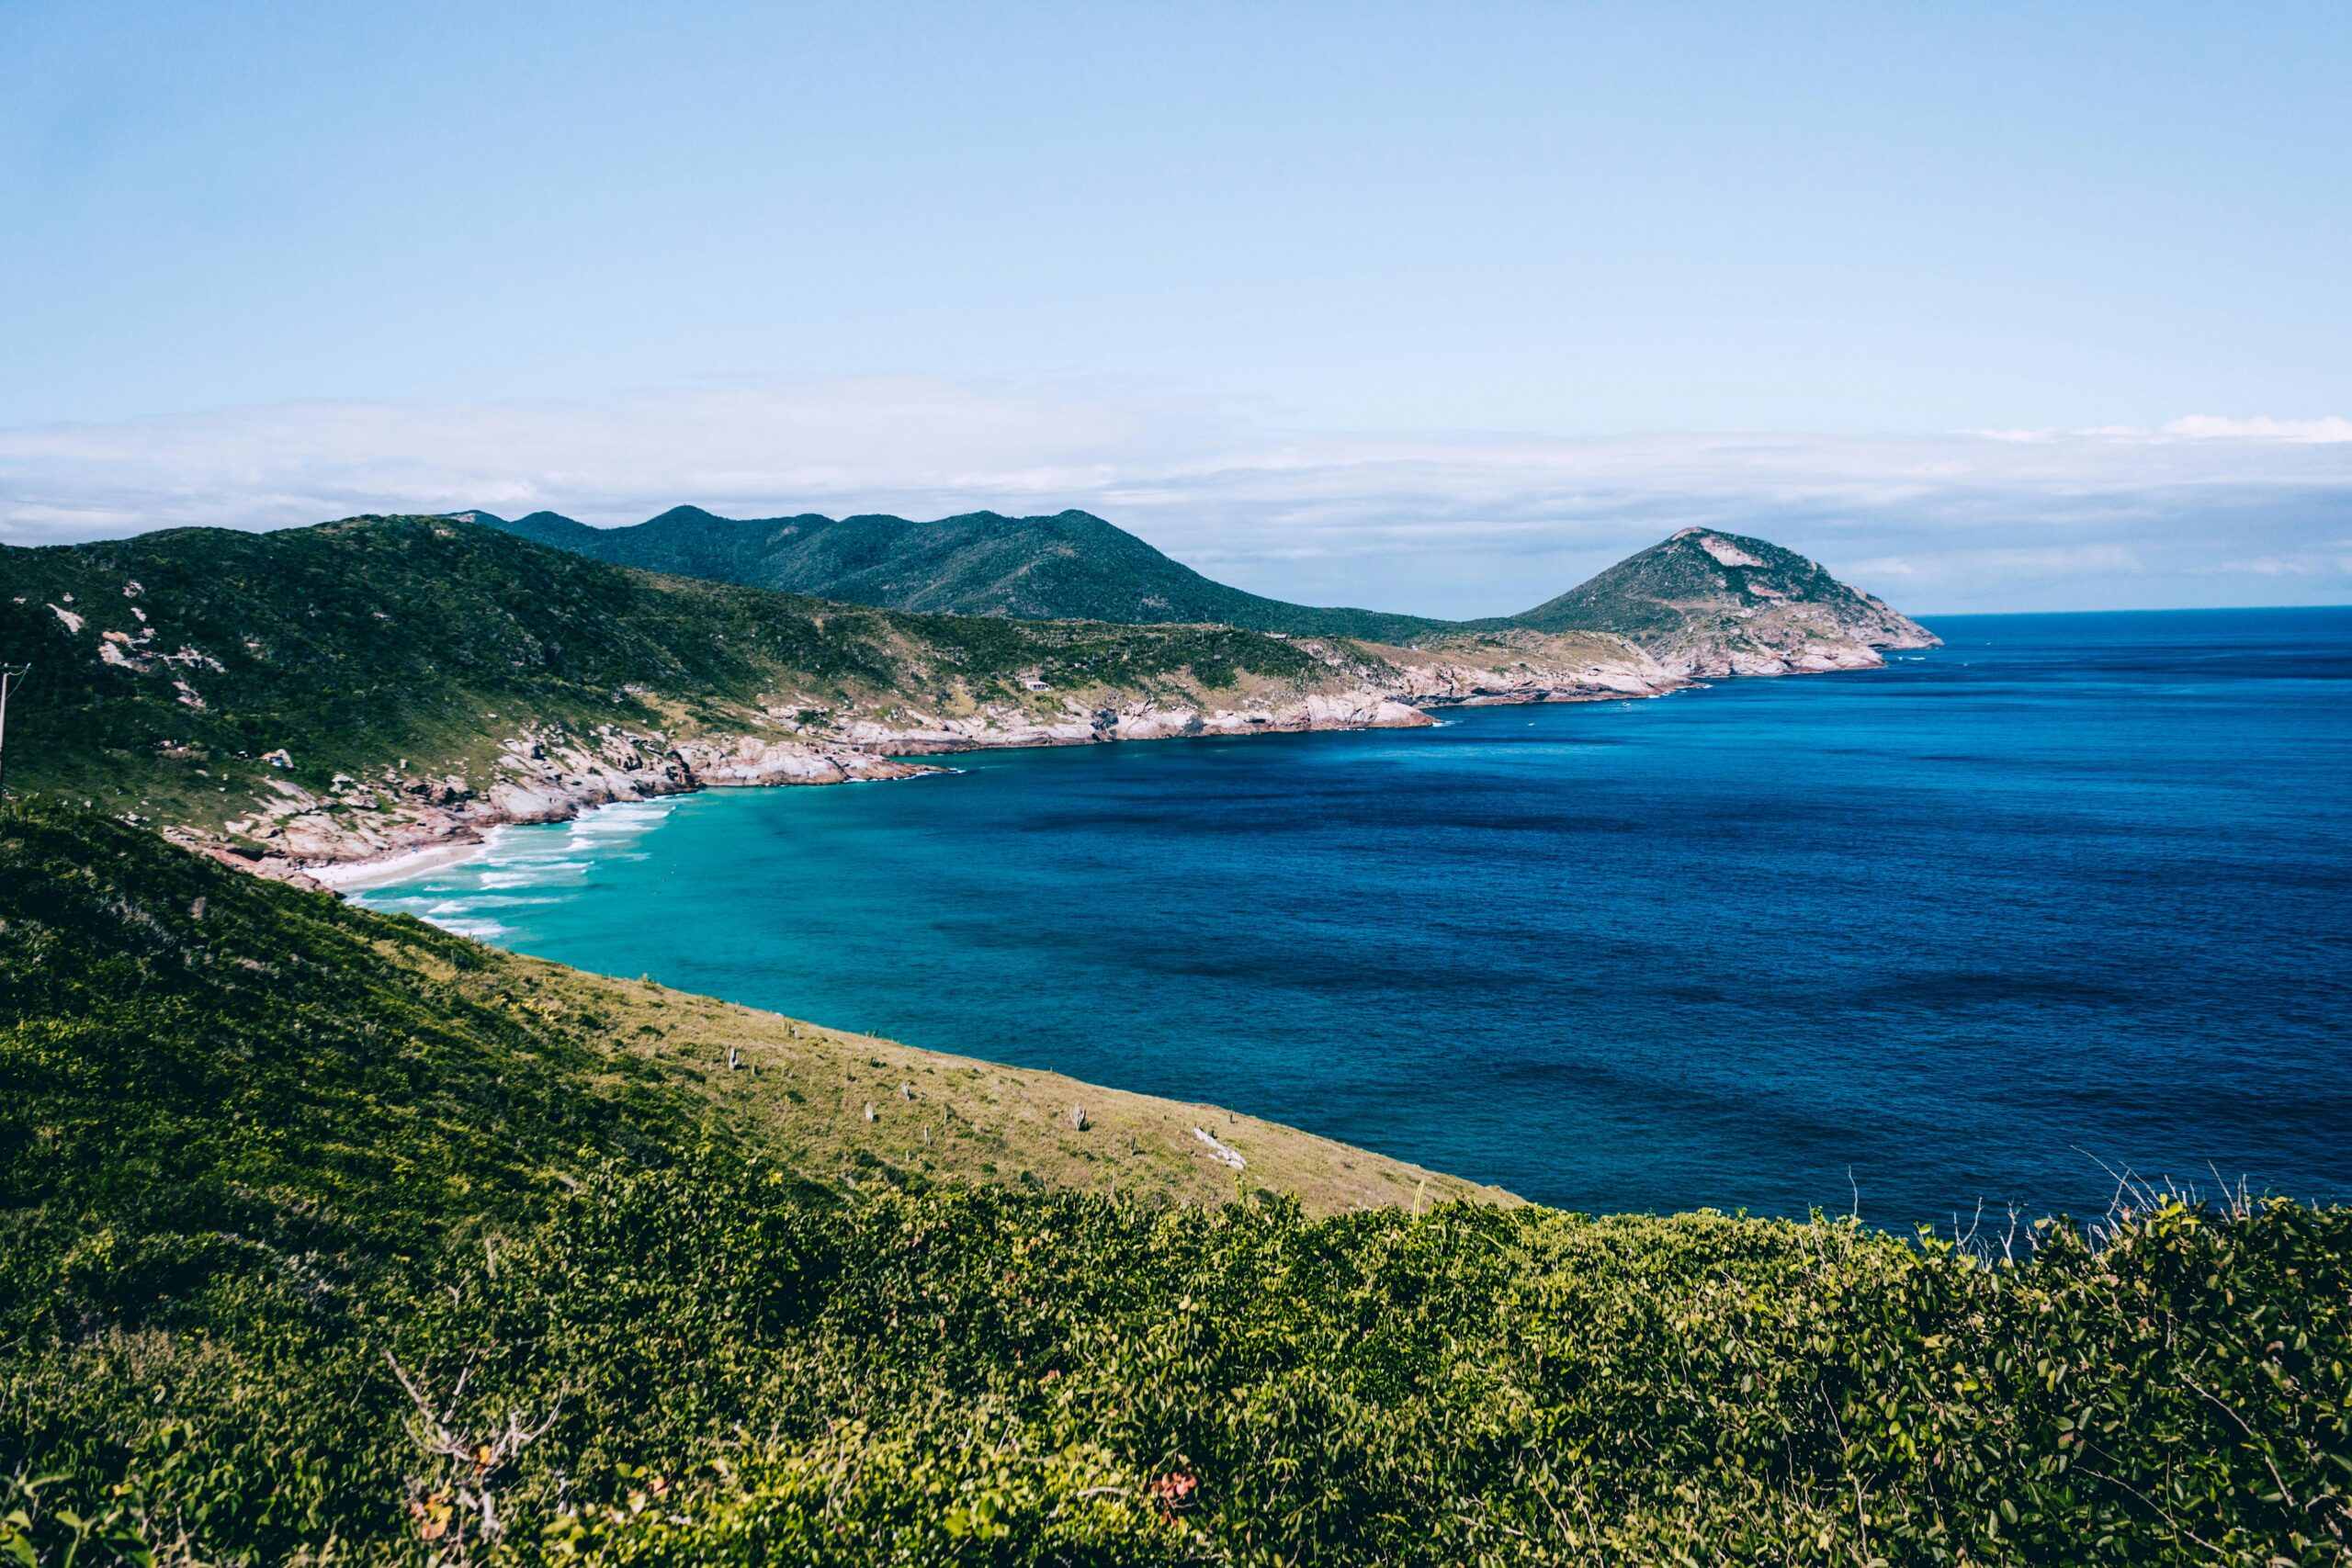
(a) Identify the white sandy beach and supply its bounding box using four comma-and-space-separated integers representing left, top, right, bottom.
307, 835, 497, 891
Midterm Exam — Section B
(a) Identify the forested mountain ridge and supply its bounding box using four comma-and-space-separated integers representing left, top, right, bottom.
465, 504, 1939, 673
465, 504, 1456, 641
0, 515, 1450, 874
2, 510, 1926, 882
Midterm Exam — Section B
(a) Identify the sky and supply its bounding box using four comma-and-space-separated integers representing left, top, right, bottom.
3, 1, 2347, 615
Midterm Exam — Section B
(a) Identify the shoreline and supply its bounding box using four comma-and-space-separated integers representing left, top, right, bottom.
308, 833, 501, 891
282, 693, 1439, 885
312, 680, 1710, 893
275, 642, 1928, 886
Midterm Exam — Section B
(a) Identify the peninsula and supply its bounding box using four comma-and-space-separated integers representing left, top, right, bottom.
0, 513, 1932, 880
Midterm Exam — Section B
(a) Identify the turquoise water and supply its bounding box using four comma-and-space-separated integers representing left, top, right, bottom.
356, 608, 2352, 1224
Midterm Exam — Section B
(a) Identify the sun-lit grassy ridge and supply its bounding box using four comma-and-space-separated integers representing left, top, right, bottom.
4, 806, 2346, 1565
0, 804, 1500, 1276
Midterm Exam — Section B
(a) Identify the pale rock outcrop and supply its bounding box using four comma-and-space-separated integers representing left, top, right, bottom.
484, 782, 581, 824
1382, 633, 1685, 706
1693, 534, 1768, 569
671, 735, 932, 786
1193, 1127, 1248, 1170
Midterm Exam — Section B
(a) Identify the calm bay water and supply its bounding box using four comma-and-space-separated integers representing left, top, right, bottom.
356, 608, 2352, 1223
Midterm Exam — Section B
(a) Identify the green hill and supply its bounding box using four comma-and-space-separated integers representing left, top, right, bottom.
460, 505, 1458, 641
1508, 525, 1938, 670
4, 804, 2343, 1565
0, 514, 1382, 856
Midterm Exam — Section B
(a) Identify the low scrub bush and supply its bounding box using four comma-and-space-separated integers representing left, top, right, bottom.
5, 1165, 2346, 1565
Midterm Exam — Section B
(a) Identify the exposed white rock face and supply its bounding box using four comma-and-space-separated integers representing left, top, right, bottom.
223, 719, 944, 880
1383, 634, 1683, 706
484, 781, 580, 823
218, 637, 1696, 880
1696, 535, 1768, 569
829, 689, 1439, 757
1090, 692, 1430, 742
836, 710, 1097, 750
1716, 644, 1883, 677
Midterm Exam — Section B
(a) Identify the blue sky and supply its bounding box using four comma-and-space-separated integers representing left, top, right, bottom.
4, 2, 2347, 612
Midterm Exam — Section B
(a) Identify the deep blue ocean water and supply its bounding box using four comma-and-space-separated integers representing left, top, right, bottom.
355, 608, 2352, 1224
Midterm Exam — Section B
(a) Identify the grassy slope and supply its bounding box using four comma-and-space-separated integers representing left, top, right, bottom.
472, 506, 1460, 642
0, 805, 1501, 1288
0, 515, 1361, 838
539, 969, 1510, 1213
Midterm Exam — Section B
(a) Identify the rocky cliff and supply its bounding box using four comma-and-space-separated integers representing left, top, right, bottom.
216, 637, 1679, 882
158, 625, 1693, 881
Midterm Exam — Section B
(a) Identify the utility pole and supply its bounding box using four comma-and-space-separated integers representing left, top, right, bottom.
0, 664, 28, 803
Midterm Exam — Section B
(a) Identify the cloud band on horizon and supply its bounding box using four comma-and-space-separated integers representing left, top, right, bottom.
4, 378, 2347, 617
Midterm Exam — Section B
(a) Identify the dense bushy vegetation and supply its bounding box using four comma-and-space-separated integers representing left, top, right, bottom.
13, 1164, 2349, 1564
0, 802, 721, 1307
4, 807, 2347, 1565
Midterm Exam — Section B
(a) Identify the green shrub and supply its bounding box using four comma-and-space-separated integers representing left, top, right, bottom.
6, 1165, 2346, 1566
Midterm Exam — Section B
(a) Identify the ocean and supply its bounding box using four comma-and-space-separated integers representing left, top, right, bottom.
352, 607, 2352, 1224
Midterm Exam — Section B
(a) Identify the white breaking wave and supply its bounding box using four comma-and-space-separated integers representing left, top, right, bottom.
350, 795, 682, 937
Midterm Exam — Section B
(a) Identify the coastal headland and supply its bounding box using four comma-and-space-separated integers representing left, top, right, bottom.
1, 513, 1934, 881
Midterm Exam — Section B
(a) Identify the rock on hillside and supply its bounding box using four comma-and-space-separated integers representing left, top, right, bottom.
1508, 527, 1939, 676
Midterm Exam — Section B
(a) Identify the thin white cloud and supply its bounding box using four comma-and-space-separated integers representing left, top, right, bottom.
3, 379, 2349, 615
2161, 415, 2352, 443
1970, 417, 2352, 446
